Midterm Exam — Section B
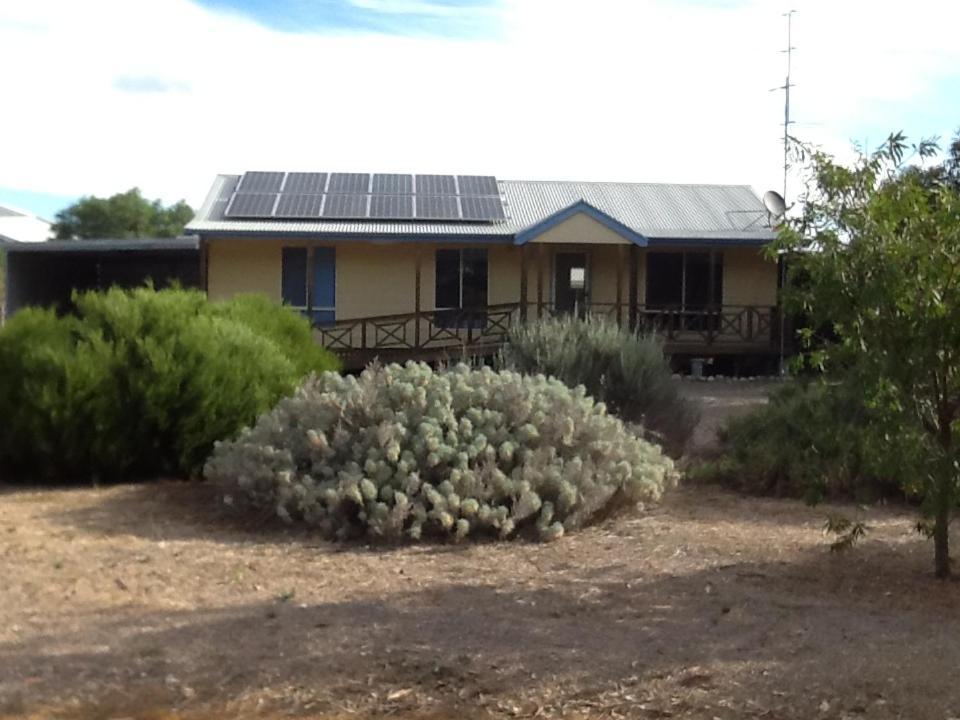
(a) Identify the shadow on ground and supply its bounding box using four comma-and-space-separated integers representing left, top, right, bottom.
3, 548, 960, 719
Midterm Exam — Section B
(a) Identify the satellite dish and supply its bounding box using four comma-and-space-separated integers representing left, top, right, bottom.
763, 190, 787, 221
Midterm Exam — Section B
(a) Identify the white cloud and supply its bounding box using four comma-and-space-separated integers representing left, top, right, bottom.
1, 0, 957, 210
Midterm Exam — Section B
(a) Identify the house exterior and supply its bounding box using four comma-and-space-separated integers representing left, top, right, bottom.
0, 204, 52, 245
186, 172, 782, 369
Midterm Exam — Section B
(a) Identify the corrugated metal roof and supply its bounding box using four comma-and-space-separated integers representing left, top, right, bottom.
186, 174, 776, 244
0, 204, 52, 243
5, 237, 199, 253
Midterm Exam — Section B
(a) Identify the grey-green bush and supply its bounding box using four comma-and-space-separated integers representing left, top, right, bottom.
688, 379, 915, 503
499, 316, 699, 455
0, 287, 341, 483
205, 362, 677, 542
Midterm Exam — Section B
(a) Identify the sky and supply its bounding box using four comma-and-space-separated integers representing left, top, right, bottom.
1, 0, 958, 222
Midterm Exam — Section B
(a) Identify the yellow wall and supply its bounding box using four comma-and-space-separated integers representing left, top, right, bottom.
722, 247, 779, 306
207, 239, 281, 302
204, 238, 778, 319
530, 212, 632, 245
336, 243, 417, 318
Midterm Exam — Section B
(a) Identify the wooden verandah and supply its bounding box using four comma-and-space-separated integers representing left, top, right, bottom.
317, 301, 782, 369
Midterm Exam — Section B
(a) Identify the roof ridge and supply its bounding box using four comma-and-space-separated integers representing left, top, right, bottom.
499, 179, 756, 189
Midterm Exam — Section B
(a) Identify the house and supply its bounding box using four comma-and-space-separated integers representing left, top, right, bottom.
183, 172, 783, 370
0, 204, 52, 245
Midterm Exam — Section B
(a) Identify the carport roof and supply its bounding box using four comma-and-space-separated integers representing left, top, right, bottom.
4, 237, 200, 253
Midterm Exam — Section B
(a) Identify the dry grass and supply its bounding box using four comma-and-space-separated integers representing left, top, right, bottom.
2, 479, 960, 720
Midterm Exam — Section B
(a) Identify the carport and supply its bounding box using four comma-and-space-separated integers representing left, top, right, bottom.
3, 237, 201, 316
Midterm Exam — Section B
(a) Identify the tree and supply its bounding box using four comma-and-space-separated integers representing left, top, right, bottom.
777, 131, 960, 578
52, 188, 193, 240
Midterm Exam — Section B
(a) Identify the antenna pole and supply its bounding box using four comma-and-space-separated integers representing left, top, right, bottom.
781, 10, 796, 203
777, 10, 796, 378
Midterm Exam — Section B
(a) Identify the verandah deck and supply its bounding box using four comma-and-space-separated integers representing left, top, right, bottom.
317, 303, 782, 369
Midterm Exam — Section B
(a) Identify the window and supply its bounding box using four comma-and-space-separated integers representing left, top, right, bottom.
646, 251, 722, 309
435, 248, 488, 328
281, 246, 336, 327
646, 251, 722, 330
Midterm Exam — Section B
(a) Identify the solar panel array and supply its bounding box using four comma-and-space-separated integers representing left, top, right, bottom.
224, 172, 506, 222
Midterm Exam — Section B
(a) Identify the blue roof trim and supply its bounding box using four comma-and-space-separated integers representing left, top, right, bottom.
647, 237, 773, 247
514, 200, 649, 247
193, 229, 515, 244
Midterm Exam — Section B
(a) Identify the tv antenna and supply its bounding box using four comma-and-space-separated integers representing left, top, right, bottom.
772, 10, 797, 204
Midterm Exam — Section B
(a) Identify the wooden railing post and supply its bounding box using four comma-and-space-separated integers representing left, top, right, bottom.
628, 245, 639, 330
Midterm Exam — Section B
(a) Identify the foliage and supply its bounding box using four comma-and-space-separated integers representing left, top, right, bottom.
688, 379, 915, 503
210, 293, 336, 379
205, 362, 677, 542
499, 316, 699, 456
0, 287, 340, 483
52, 188, 193, 240
777, 130, 960, 577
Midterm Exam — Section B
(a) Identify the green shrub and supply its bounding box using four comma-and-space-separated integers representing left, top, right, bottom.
499, 316, 699, 455
0, 287, 340, 483
688, 379, 915, 502
205, 362, 677, 542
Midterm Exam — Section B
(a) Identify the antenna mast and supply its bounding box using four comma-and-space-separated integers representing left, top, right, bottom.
779, 10, 796, 203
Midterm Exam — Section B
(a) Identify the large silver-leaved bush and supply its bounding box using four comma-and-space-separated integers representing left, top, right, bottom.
205, 362, 677, 542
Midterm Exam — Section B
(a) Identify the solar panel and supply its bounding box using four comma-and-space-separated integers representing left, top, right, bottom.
275, 194, 323, 218
238, 172, 285, 193
225, 171, 507, 222
461, 195, 506, 221
416, 174, 456, 195
372, 173, 413, 194
457, 175, 499, 196
369, 194, 414, 219
328, 173, 370, 194
415, 195, 460, 220
284, 172, 328, 194
225, 193, 278, 218
322, 194, 369, 218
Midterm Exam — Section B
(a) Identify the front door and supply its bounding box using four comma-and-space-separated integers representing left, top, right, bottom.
554, 252, 587, 315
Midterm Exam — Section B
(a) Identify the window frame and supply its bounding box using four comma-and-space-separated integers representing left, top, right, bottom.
434, 247, 488, 329
281, 246, 336, 328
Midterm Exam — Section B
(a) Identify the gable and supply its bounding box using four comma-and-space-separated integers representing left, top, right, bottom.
525, 211, 633, 245
514, 200, 648, 246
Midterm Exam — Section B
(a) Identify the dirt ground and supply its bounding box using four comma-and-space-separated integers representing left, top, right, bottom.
3, 384, 960, 720
677, 379, 776, 455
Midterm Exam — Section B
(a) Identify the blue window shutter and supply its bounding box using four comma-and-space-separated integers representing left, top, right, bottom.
281, 247, 308, 308
312, 247, 336, 325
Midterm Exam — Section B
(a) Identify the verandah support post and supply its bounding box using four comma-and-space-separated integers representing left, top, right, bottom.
414, 244, 422, 349
536, 244, 544, 319
707, 248, 717, 344
519, 245, 528, 322
628, 245, 638, 330
616, 245, 625, 326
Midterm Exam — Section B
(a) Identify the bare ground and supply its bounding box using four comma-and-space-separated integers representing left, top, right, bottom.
3, 383, 960, 719
3, 482, 960, 719
677, 379, 776, 455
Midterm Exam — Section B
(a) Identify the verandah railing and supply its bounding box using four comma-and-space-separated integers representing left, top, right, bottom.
317, 302, 779, 357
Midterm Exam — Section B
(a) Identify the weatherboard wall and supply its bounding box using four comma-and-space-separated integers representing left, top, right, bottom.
203, 238, 777, 323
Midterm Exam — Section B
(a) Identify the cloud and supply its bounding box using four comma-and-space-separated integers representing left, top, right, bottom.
0, 0, 957, 213
113, 75, 190, 94
192, 0, 501, 36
